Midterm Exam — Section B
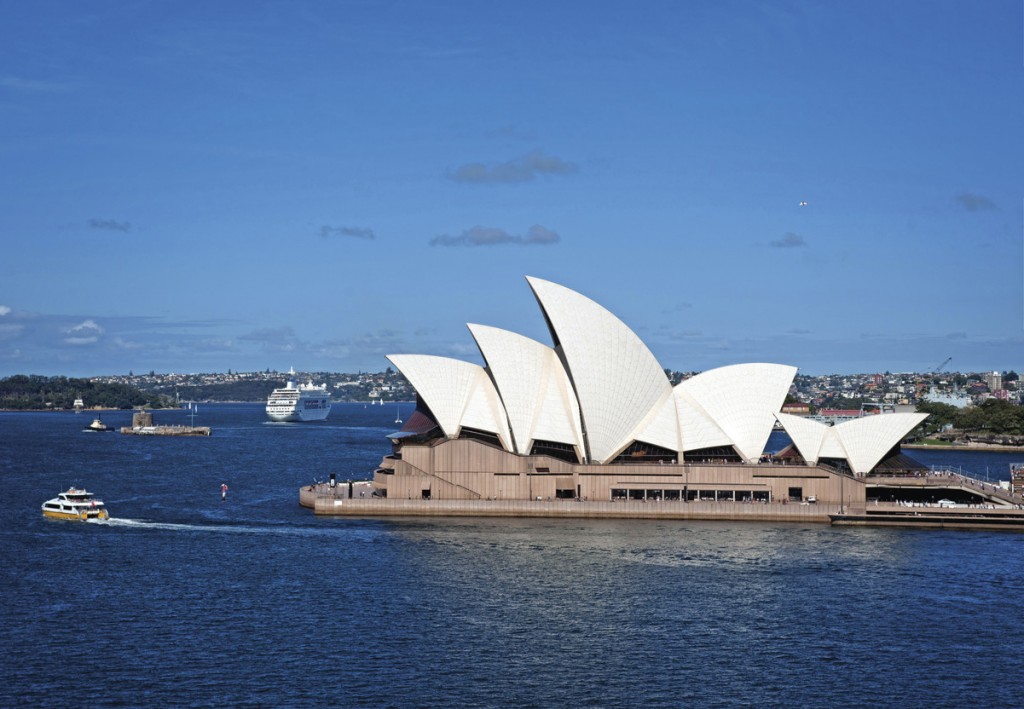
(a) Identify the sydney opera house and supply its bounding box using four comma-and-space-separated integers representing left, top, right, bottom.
372, 277, 929, 507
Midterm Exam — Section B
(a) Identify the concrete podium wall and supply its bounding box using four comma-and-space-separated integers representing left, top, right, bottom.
377, 439, 863, 506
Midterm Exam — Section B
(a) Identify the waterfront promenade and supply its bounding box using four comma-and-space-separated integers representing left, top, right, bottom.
300, 478, 1024, 529
304, 487, 837, 522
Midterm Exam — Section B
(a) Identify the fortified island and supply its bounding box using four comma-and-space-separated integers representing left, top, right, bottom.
300, 277, 1024, 530
120, 410, 211, 437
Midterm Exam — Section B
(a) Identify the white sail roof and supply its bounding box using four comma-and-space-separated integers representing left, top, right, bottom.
389, 277, 924, 475
527, 276, 672, 463
630, 390, 682, 454
775, 412, 831, 464
832, 413, 928, 474
467, 323, 583, 456
817, 430, 849, 460
776, 412, 928, 473
678, 363, 797, 462
674, 387, 734, 452
386, 354, 513, 451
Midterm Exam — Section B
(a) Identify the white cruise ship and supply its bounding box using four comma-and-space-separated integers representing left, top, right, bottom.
266, 370, 332, 422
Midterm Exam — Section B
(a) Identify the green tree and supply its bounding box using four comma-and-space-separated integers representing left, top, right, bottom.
916, 401, 958, 429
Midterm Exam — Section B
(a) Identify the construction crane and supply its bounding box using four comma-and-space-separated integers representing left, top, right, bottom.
933, 357, 952, 373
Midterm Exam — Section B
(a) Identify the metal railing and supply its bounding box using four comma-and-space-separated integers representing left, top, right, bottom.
869, 469, 1024, 506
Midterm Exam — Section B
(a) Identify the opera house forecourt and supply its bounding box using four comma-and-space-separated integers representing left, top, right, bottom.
301, 277, 1024, 528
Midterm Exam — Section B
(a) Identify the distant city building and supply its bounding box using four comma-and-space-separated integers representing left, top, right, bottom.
984, 371, 1003, 392
925, 385, 970, 407
810, 409, 861, 425
781, 401, 811, 415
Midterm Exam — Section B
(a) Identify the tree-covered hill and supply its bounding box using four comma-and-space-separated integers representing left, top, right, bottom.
0, 375, 154, 410
168, 380, 285, 403
917, 399, 1024, 439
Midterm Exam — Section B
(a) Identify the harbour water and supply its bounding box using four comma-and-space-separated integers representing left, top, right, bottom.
3, 404, 1022, 707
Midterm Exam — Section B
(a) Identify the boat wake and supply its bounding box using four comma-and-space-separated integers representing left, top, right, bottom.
94, 517, 375, 539
98, 517, 229, 533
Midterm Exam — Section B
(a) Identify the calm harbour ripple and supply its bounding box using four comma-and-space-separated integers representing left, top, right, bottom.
2, 404, 1022, 707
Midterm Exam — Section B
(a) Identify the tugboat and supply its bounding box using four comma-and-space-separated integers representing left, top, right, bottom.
84, 416, 113, 432
41, 488, 110, 521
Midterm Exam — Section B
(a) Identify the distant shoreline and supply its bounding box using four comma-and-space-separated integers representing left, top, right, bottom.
904, 443, 1024, 453
0, 407, 136, 413
0, 400, 415, 412
2, 409, 1020, 452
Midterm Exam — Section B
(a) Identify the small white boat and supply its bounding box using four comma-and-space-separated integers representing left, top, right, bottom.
84, 416, 113, 432
41, 488, 110, 521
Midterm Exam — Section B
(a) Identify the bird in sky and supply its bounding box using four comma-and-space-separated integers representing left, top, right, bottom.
798, 200, 808, 207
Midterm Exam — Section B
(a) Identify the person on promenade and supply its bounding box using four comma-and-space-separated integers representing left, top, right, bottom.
221, 483, 228, 501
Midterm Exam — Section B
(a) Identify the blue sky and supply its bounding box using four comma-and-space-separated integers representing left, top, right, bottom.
1, 0, 1021, 377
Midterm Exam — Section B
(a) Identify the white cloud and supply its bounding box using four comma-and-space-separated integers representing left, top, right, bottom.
0, 305, 10, 316
320, 225, 375, 239
64, 319, 104, 345
770, 232, 807, 248
450, 150, 578, 184
88, 218, 132, 232
955, 191, 997, 212
430, 224, 561, 247
113, 337, 145, 350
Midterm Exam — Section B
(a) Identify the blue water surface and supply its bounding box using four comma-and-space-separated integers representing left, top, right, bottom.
2, 404, 1022, 708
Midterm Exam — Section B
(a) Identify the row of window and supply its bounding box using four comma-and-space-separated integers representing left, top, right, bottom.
610, 489, 774, 502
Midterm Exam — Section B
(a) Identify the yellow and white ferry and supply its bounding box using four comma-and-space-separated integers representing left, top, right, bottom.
41, 488, 110, 521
